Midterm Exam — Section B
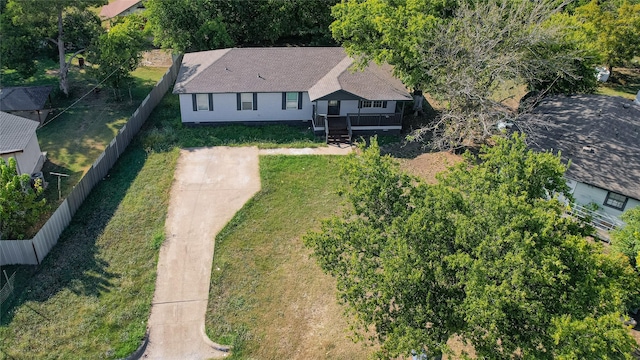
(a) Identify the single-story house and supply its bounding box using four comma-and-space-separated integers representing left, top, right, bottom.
99, 0, 144, 20
0, 111, 46, 176
0, 85, 53, 124
172, 47, 412, 142
522, 94, 640, 223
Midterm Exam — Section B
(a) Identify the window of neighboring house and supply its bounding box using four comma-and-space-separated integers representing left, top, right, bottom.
361, 100, 372, 108
373, 100, 383, 108
286, 92, 298, 109
603, 191, 628, 211
192, 93, 212, 111
241, 92, 253, 110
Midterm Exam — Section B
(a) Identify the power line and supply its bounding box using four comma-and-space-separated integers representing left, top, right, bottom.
40, 62, 128, 128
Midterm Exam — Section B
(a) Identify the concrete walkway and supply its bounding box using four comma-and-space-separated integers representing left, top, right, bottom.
143, 145, 352, 359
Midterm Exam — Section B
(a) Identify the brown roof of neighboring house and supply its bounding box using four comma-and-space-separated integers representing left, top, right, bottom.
173, 47, 411, 101
521, 94, 640, 201
0, 86, 52, 112
0, 111, 39, 155
99, 0, 142, 19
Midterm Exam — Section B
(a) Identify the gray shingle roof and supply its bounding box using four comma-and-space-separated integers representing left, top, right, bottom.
0, 111, 39, 154
99, 0, 142, 19
0, 86, 52, 111
173, 47, 411, 101
521, 95, 640, 201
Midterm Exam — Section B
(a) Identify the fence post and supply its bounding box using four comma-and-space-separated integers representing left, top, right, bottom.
32, 242, 40, 265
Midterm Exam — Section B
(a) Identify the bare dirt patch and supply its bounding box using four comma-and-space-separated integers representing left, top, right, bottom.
140, 49, 174, 67
398, 151, 464, 184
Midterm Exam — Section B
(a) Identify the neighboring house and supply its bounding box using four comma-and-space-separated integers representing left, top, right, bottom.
522, 94, 640, 226
0, 86, 53, 124
0, 111, 46, 176
99, 0, 144, 20
173, 47, 412, 142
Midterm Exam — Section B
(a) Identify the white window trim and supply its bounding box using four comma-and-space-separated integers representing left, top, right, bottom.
196, 93, 210, 111
241, 93, 253, 111
286, 92, 298, 110
603, 191, 628, 211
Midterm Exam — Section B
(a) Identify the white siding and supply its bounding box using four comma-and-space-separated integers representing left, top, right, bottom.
314, 100, 397, 116
570, 179, 640, 218
180, 92, 313, 123
340, 100, 397, 115
1, 133, 43, 175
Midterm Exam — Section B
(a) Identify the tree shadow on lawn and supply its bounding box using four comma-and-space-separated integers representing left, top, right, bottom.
0, 144, 148, 325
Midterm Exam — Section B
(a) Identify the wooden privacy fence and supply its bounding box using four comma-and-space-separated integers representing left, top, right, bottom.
0, 55, 183, 266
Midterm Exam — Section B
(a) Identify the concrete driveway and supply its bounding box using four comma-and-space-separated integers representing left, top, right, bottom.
142, 145, 352, 359
143, 147, 261, 359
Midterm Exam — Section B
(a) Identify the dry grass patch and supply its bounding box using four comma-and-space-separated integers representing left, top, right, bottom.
399, 151, 464, 184
206, 155, 373, 360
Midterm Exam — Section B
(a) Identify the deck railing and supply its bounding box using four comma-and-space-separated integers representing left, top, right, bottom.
314, 113, 402, 129
347, 113, 402, 127
566, 203, 625, 241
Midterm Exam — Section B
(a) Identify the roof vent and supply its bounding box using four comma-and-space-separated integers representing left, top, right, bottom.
582, 146, 595, 153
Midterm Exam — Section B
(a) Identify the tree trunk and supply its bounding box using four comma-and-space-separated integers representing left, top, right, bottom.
57, 9, 69, 96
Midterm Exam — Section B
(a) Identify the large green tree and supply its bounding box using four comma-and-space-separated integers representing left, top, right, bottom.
574, 0, 640, 74
304, 134, 640, 359
331, 0, 597, 149
410, 1, 597, 149
612, 207, 640, 271
145, 0, 338, 53
87, 15, 147, 101
1, 0, 105, 95
0, 158, 47, 240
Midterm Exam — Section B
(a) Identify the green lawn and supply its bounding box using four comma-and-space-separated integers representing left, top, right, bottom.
143, 93, 324, 151
206, 155, 373, 359
596, 67, 640, 99
0, 142, 179, 359
2, 57, 168, 204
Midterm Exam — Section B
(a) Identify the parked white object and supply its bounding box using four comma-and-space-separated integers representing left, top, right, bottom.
596, 66, 610, 82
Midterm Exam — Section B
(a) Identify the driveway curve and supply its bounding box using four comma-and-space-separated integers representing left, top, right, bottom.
143, 147, 260, 359
143, 145, 352, 359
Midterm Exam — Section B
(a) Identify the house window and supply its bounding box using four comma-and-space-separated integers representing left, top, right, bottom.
359, 100, 387, 108
196, 94, 210, 111
286, 92, 298, 109
192, 93, 212, 111
241, 93, 253, 110
603, 191, 628, 211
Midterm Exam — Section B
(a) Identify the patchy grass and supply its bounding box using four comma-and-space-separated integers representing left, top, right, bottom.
0, 142, 180, 359
143, 94, 324, 150
597, 67, 640, 100
33, 65, 168, 206
206, 155, 373, 359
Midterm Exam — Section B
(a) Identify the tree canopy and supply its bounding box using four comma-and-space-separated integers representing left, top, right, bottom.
612, 207, 640, 271
87, 14, 148, 100
331, 0, 599, 149
0, 158, 47, 240
145, 0, 338, 53
573, 0, 640, 73
304, 134, 640, 359
0, 0, 106, 95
